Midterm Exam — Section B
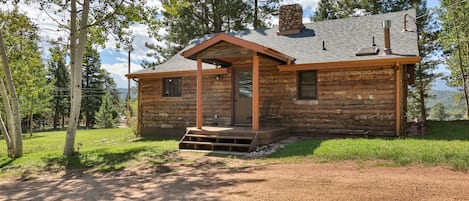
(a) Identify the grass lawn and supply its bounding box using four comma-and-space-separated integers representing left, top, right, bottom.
0, 128, 179, 179
271, 121, 469, 171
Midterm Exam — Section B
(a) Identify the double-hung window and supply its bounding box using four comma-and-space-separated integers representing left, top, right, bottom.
163, 77, 182, 97
298, 71, 317, 99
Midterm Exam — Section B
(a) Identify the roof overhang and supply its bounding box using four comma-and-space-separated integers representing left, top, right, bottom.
181, 33, 294, 65
126, 68, 229, 79
278, 56, 421, 71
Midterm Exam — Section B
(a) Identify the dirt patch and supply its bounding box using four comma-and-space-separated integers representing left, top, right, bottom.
1, 153, 469, 200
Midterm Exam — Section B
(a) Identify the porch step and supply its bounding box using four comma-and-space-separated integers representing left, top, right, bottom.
180, 141, 251, 147
184, 134, 253, 140
179, 130, 254, 153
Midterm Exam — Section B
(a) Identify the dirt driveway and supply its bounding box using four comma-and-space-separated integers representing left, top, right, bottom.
1, 153, 469, 201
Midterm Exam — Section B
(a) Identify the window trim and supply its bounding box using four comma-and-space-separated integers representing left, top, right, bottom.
162, 77, 182, 97
297, 70, 318, 100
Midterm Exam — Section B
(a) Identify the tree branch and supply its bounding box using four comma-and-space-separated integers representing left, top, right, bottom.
84, 0, 126, 30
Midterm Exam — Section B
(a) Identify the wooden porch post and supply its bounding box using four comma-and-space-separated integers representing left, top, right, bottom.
252, 55, 260, 131
395, 63, 401, 136
196, 58, 203, 129
137, 80, 142, 135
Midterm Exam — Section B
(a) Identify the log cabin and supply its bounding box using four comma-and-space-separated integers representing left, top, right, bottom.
127, 4, 420, 152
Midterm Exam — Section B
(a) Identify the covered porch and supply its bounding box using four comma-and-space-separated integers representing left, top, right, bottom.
181, 33, 294, 131
178, 33, 294, 152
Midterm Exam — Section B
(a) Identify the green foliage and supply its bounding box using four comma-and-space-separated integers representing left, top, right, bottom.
48, 41, 70, 129
143, 0, 280, 67
271, 121, 469, 171
95, 93, 118, 128
438, 0, 469, 118
312, 0, 421, 21
0, 8, 52, 131
81, 42, 119, 128
0, 128, 179, 178
426, 90, 465, 120
429, 102, 448, 121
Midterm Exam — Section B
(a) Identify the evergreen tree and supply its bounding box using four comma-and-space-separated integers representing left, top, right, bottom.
429, 102, 447, 121
95, 93, 118, 128
143, 0, 281, 67
48, 42, 70, 129
81, 43, 103, 128
439, 0, 469, 119
312, 0, 340, 21
80, 41, 119, 128
408, 1, 441, 122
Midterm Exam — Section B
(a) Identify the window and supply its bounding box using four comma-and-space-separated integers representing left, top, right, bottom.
298, 71, 317, 99
163, 77, 182, 97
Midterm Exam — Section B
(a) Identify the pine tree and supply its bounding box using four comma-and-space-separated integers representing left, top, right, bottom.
95, 93, 117, 128
439, 0, 469, 119
48, 42, 70, 130
429, 102, 447, 121
143, 0, 281, 67
408, 1, 441, 122
80, 42, 119, 128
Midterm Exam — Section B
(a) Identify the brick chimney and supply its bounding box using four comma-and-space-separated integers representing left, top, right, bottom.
277, 4, 304, 36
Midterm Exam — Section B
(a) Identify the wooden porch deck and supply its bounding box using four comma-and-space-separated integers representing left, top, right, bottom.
179, 126, 290, 153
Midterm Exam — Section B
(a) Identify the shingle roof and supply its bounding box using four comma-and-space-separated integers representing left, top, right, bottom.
130, 9, 418, 76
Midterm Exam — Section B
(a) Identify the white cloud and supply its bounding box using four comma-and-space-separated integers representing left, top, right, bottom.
102, 62, 143, 88
281, 0, 319, 10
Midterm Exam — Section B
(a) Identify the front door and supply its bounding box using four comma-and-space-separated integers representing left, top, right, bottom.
233, 68, 252, 125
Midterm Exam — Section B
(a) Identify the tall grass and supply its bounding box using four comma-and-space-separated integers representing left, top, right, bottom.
0, 128, 179, 178
271, 121, 469, 171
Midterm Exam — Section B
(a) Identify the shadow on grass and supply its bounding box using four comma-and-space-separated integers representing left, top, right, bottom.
42, 146, 158, 175
0, 157, 15, 169
412, 120, 469, 141
269, 139, 324, 158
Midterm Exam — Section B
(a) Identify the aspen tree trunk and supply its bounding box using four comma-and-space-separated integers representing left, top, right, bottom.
64, 0, 90, 156
0, 76, 14, 156
455, 28, 469, 119
0, 31, 22, 157
0, 114, 13, 156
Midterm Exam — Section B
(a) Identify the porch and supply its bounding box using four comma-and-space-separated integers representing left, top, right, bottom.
179, 126, 290, 153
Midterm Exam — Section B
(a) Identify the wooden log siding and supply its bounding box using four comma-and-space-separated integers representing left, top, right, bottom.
139, 74, 233, 130
139, 63, 399, 136
258, 64, 398, 136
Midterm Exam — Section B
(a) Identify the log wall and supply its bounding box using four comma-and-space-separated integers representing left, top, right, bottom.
139, 63, 400, 136
259, 64, 397, 136
139, 73, 233, 133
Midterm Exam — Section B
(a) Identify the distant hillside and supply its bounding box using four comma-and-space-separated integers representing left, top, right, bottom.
427, 90, 466, 119
117, 88, 137, 100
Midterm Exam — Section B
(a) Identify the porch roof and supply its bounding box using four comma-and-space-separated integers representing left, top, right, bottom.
180, 33, 294, 66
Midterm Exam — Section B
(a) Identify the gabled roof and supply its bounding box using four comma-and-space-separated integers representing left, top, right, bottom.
129, 9, 418, 77
181, 33, 294, 64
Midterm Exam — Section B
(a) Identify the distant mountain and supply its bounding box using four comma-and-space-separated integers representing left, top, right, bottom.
431, 78, 457, 91
117, 88, 137, 100
427, 89, 466, 119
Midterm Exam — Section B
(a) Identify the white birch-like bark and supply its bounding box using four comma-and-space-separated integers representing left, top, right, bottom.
0, 31, 22, 157
63, 0, 90, 156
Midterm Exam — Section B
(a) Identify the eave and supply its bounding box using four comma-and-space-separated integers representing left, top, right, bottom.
126, 68, 229, 79
181, 33, 294, 64
278, 56, 421, 71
